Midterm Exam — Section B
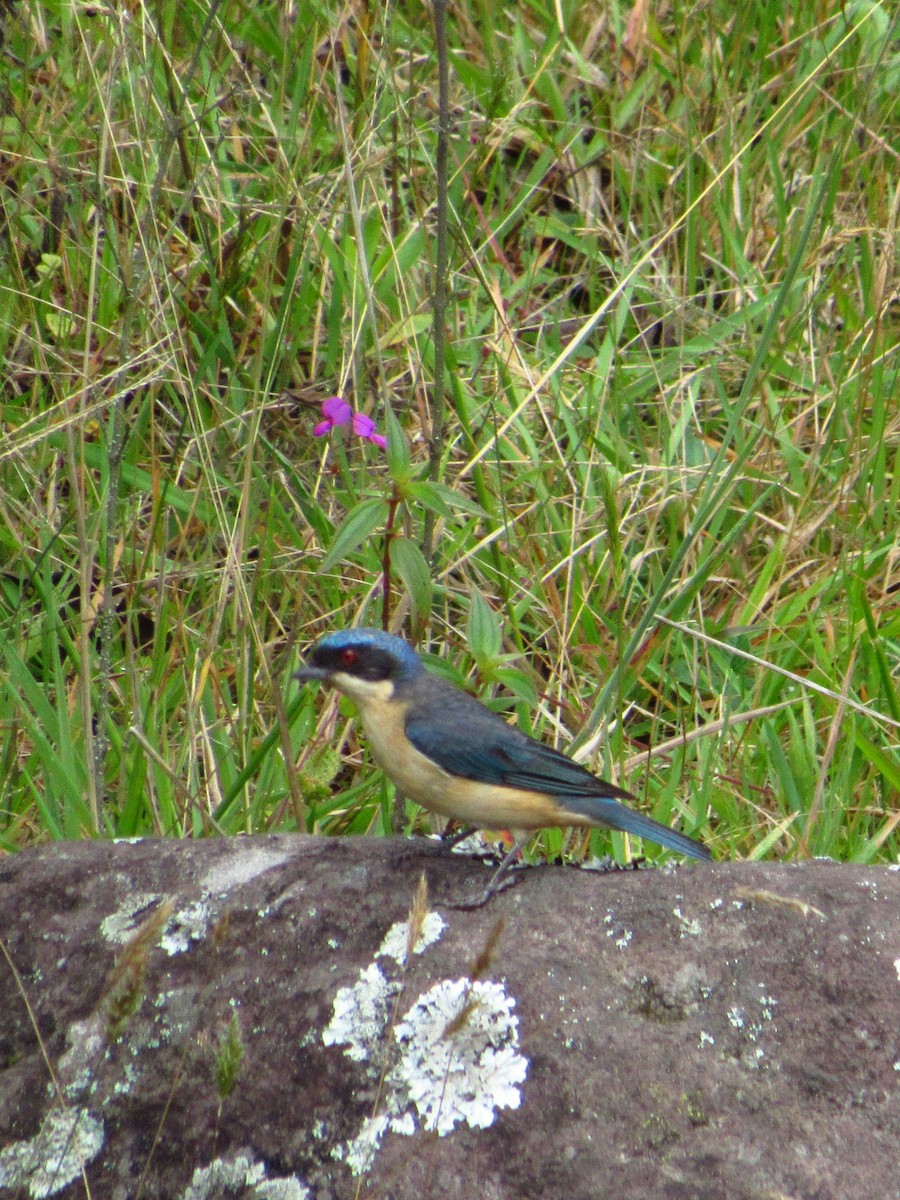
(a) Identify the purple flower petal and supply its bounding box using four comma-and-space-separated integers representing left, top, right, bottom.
351, 413, 387, 449
352, 413, 375, 437
312, 420, 333, 437
322, 396, 352, 425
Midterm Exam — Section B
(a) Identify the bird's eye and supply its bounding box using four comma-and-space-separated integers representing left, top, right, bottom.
340, 648, 357, 667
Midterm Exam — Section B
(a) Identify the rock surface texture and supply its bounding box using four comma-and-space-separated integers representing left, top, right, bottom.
0, 836, 897, 1200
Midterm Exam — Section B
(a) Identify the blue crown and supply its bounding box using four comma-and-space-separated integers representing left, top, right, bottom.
313, 627, 423, 676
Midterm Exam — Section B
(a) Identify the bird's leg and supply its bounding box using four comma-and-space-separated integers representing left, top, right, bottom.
438, 823, 478, 850
444, 839, 525, 910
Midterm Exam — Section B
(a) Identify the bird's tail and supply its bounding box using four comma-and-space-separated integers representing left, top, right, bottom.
563, 794, 710, 860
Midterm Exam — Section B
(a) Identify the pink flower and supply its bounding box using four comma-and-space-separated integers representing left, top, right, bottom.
313, 396, 352, 436
313, 396, 387, 449
351, 413, 387, 448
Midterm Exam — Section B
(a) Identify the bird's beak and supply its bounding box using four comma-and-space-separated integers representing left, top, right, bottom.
293, 663, 330, 684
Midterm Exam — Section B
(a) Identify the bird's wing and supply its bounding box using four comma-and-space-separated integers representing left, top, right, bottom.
404, 679, 710, 860
404, 685, 632, 800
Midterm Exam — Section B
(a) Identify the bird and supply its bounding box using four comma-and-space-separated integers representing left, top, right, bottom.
295, 627, 710, 906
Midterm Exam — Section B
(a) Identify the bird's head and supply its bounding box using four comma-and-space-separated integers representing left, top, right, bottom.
294, 627, 424, 704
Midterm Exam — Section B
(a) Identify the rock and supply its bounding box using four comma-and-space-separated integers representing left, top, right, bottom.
0, 836, 897, 1200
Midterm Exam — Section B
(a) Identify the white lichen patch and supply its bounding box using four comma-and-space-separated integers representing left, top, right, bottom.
99, 893, 211, 956
579, 854, 616, 871
0, 1107, 104, 1198
159, 899, 211, 955
332, 978, 527, 1172
673, 906, 702, 938
199, 848, 291, 897
391, 977, 527, 1135
723, 985, 778, 1067
57, 1015, 107, 1100
180, 1154, 309, 1199
758, 992, 777, 1021
322, 963, 399, 1061
602, 912, 633, 949
338, 1113, 391, 1175
322, 913, 529, 1173
377, 912, 446, 964
99, 893, 164, 944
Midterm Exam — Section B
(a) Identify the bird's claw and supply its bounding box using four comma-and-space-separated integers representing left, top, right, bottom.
443, 868, 522, 910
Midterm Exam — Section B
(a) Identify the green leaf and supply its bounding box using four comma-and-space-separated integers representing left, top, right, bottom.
851, 727, 900, 792
492, 665, 538, 707
4, 642, 92, 836
215, 1013, 244, 1100
405, 480, 453, 518
319, 498, 389, 573
44, 435, 208, 521
406, 480, 487, 519
379, 311, 432, 347
467, 590, 501, 659
390, 536, 433, 627
384, 406, 411, 483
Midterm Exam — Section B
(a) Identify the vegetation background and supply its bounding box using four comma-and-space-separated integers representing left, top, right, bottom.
1, 0, 897, 866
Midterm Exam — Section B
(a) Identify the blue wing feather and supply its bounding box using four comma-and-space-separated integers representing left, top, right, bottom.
404, 676, 627, 796
403, 675, 710, 860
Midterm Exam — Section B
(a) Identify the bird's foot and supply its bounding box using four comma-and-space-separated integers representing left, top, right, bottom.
441, 840, 525, 910
443, 869, 522, 910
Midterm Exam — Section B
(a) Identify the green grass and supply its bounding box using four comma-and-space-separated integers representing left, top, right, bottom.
0, 0, 897, 865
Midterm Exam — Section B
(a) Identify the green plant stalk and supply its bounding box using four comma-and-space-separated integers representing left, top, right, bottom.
575, 155, 838, 754
331, 43, 388, 408
423, 0, 450, 562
